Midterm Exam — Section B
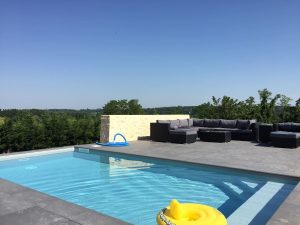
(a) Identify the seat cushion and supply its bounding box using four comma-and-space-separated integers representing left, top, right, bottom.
169, 120, 180, 129
177, 127, 199, 132
278, 123, 293, 132
197, 127, 216, 131
271, 131, 300, 138
291, 123, 300, 132
169, 129, 197, 135
193, 119, 204, 127
220, 119, 237, 128
185, 127, 200, 132
204, 119, 220, 128
179, 119, 189, 128
188, 119, 193, 127
236, 120, 251, 130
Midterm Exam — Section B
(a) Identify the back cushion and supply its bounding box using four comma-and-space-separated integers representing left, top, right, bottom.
193, 119, 204, 127
157, 120, 170, 124
220, 120, 237, 128
292, 123, 300, 132
179, 119, 189, 128
188, 119, 193, 127
236, 120, 250, 130
278, 123, 293, 131
204, 119, 220, 128
170, 120, 180, 129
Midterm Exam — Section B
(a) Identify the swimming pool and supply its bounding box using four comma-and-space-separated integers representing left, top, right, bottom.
0, 147, 297, 225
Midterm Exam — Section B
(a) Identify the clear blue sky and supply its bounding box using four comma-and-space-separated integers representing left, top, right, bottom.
1, 0, 299, 109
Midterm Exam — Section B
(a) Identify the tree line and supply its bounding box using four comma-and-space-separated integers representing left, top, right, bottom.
145, 89, 300, 123
0, 110, 101, 153
1, 89, 299, 153
193, 89, 300, 123
0, 100, 144, 153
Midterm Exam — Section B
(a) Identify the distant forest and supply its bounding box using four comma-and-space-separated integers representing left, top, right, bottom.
0, 109, 101, 153
1, 89, 300, 153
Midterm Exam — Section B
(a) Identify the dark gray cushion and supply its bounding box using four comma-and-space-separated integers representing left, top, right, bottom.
188, 119, 193, 127
157, 120, 170, 124
278, 123, 293, 132
193, 119, 204, 127
236, 120, 250, 130
179, 119, 189, 128
170, 120, 180, 129
271, 131, 300, 138
292, 123, 300, 132
204, 119, 220, 128
169, 129, 197, 135
184, 127, 200, 132
220, 119, 237, 128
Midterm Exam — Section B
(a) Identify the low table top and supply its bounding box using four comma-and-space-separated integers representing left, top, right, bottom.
271, 131, 300, 138
259, 124, 274, 128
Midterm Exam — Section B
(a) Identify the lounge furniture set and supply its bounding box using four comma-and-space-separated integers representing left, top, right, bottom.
150, 119, 300, 148
150, 118, 258, 144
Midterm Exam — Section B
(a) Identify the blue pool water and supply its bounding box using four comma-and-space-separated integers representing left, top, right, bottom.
0, 148, 297, 225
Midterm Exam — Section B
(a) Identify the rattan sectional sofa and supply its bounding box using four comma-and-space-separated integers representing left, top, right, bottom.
150, 118, 259, 143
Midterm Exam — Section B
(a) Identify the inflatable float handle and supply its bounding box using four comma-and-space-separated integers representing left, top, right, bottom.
113, 133, 127, 144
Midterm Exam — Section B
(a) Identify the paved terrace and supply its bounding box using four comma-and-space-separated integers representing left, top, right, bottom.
0, 141, 300, 225
77, 140, 300, 225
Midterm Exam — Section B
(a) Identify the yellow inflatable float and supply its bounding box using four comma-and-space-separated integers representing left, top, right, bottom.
156, 199, 227, 225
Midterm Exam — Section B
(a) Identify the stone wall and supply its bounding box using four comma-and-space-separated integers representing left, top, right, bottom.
100, 115, 190, 142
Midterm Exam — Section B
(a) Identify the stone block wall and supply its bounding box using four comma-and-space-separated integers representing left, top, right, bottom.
100, 115, 190, 142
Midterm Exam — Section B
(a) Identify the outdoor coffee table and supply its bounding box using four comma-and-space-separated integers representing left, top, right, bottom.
270, 131, 300, 148
198, 130, 231, 143
169, 129, 198, 144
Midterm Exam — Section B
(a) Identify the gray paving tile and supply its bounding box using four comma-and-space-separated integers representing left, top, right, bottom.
266, 202, 300, 225
0, 178, 28, 194
0, 191, 35, 216
71, 210, 132, 225
11, 189, 52, 204
37, 198, 88, 219
0, 206, 80, 225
